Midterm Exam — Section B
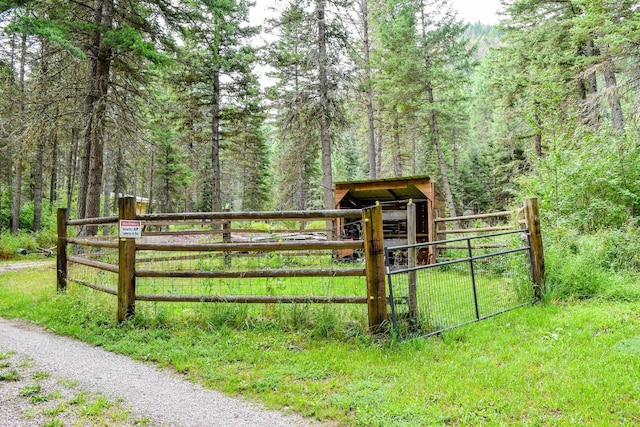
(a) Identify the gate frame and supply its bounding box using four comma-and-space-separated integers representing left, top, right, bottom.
385, 198, 545, 336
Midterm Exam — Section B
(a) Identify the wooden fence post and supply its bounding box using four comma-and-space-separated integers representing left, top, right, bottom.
223, 209, 231, 268
118, 197, 137, 321
362, 204, 387, 332
56, 208, 67, 292
406, 200, 418, 324
524, 198, 545, 300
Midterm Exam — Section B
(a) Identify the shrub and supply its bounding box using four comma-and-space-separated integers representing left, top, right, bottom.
543, 229, 632, 300
0, 231, 37, 259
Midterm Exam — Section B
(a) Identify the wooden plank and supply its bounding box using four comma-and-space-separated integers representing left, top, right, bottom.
68, 256, 118, 274
118, 197, 137, 322
136, 240, 364, 252
435, 211, 513, 223
66, 238, 119, 249
407, 202, 418, 323
136, 268, 365, 279
138, 209, 362, 222
68, 278, 118, 296
67, 216, 119, 226
135, 294, 368, 304
334, 187, 351, 208
363, 205, 388, 333
525, 198, 545, 299
437, 226, 513, 234
141, 220, 228, 227
382, 210, 407, 221
383, 238, 409, 248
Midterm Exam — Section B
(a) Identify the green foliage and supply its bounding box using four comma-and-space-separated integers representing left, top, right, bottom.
4, 266, 640, 425
6, 15, 85, 57
0, 227, 56, 259
104, 23, 167, 64
0, 194, 57, 235
0, 231, 36, 258
519, 131, 640, 231
543, 227, 640, 300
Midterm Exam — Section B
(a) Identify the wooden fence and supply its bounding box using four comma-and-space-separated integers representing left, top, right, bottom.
57, 198, 389, 330
57, 197, 544, 332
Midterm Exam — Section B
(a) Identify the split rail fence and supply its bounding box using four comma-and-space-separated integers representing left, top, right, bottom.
57, 197, 544, 333
57, 198, 389, 330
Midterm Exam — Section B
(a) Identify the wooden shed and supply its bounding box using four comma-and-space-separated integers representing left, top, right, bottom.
334, 176, 445, 262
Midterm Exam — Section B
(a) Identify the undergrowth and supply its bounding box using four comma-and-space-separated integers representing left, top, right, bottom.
544, 227, 640, 301
3, 230, 640, 425
0, 230, 57, 259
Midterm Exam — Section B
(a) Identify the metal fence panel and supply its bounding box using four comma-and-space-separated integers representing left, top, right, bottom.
386, 230, 536, 337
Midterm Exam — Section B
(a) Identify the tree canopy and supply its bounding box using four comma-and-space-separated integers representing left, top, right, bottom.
1, 0, 639, 234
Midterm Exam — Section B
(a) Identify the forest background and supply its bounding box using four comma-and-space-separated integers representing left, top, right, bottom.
0, 0, 639, 291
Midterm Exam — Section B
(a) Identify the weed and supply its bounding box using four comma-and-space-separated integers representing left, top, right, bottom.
0, 369, 21, 381
45, 403, 67, 416
43, 419, 64, 427
30, 394, 50, 403
0, 350, 15, 359
81, 395, 113, 417
57, 378, 78, 388
19, 384, 42, 396
33, 371, 50, 380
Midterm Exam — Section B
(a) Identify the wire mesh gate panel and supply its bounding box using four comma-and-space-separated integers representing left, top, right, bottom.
385, 230, 536, 337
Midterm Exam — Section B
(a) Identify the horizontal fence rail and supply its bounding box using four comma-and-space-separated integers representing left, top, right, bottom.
58, 197, 544, 335
58, 200, 380, 327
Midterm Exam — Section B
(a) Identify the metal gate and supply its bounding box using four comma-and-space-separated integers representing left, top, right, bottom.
385, 229, 536, 337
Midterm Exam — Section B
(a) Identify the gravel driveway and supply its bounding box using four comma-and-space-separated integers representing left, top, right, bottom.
0, 319, 319, 426
0, 261, 324, 426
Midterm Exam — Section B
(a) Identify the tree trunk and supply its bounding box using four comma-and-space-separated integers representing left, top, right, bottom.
148, 152, 154, 214
211, 68, 222, 212
33, 136, 45, 231
11, 153, 22, 234
603, 58, 625, 134
317, 0, 334, 210
102, 142, 112, 217
427, 80, 457, 218
78, 0, 114, 227
11, 32, 27, 235
66, 127, 80, 216
533, 102, 543, 157
113, 143, 125, 214
579, 39, 599, 127
393, 111, 402, 176
49, 114, 58, 212
297, 160, 305, 210
361, 0, 377, 179
419, 0, 456, 216
376, 127, 383, 177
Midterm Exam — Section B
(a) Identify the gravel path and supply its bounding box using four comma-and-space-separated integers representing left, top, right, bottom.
0, 262, 323, 426
0, 319, 318, 426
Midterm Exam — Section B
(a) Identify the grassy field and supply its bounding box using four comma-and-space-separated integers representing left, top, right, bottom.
2, 264, 640, 425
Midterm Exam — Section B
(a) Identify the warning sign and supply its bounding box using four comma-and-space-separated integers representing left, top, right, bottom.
119, 220, 142, 238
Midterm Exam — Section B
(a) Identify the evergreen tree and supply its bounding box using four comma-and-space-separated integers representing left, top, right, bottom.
175, 0, 259, 212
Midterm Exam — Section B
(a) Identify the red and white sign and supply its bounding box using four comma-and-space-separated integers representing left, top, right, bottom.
119, 220, 142, 238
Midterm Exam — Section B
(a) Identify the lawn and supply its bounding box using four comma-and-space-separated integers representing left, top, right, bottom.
2, 264, 640, 425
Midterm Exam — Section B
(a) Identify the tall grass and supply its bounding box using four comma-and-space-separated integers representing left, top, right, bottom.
0, 230, 57, 259
544, 227, 640, 301
3, 265, 640, 425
